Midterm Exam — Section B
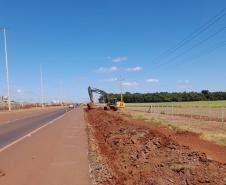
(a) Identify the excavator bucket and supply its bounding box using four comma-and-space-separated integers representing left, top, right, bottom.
87, 102, 95, 109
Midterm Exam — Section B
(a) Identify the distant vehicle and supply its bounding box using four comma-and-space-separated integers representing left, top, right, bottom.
69, 104, 75, 109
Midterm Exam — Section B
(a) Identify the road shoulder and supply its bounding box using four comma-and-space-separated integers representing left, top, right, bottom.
0, 108, 91, 185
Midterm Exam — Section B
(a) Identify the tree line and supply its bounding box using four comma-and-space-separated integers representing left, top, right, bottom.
98, 90, 226, 103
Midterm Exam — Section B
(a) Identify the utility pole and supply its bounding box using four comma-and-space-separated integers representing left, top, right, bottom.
118, 77, 124, 102
3, 28, 11, 111
40, 65, 44, 108
120, 80, 123, 102
59, 80, 63, 106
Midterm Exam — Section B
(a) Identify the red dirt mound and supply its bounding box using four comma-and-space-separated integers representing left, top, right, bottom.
86, 108, 226, 185
120, 113, 226, 164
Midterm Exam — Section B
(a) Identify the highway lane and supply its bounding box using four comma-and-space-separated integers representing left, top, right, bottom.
0, 108, 69, 149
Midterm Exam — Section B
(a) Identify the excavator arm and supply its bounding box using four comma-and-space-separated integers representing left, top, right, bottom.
88, 87, 109, 102
88, 86, 94, 103
87, 86, 110, 109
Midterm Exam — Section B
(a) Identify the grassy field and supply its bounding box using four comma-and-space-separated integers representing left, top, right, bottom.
126, 100, 226, 108
121, 109, 226, 146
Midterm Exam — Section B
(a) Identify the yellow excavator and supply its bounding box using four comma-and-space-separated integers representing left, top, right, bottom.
87, 86, 125, 111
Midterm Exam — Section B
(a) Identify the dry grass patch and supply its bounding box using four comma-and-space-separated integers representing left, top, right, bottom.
121, 109, 226, 146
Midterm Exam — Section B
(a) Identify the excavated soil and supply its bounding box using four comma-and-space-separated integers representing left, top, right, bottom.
85, 108, 226, 185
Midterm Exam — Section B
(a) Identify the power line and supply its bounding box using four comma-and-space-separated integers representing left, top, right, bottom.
155, 27, 226, 68
152, 41, 226, 73
180, 41, 226, 67
151, 8, 226, 64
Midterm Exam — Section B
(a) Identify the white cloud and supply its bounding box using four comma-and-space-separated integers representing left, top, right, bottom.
122, 82, 138, 86
17, 89, 22, 93
96, 66, 118, 73
103, 78, 118, 82
112, 56, 128, 63
125, 66, 143, 72
146, 78, 159, 83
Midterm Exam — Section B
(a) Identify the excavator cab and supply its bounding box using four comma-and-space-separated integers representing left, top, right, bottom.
106, 98, 118, 111
109, 98, 117, 105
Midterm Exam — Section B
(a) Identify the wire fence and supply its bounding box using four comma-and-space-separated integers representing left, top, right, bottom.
127, 106, 226, 124
0, 103, 63, 111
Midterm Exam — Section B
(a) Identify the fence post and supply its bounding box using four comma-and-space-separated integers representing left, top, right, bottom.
147, 106, 150, 113
147, 105, 152, 113
208, 107, 211, 121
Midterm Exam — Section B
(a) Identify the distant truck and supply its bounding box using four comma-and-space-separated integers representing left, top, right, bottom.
68, 104, 75, 109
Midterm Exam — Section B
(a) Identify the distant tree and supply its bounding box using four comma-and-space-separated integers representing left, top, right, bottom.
202, 90, 209, 95
98, 90, 226, 103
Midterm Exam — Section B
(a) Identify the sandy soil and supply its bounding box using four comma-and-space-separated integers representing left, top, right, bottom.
86, 108, 226, 185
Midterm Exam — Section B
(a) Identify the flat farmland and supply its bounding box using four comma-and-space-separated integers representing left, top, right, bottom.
126, 100, 226, 107
126, 106, 226, 122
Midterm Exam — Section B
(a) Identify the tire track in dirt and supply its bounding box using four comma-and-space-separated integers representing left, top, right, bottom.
86, 108, 226, 185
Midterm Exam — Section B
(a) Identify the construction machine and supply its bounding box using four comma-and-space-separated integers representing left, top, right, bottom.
87, 86, 125, 111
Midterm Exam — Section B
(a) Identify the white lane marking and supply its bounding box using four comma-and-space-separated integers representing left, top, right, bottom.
0, 111, 69, 153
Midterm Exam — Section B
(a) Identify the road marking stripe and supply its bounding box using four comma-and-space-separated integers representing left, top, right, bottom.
0, 111, 68, 153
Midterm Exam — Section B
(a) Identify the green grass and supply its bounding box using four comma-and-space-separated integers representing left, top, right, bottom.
126, 100, 226, 108
201, 133, 226, 146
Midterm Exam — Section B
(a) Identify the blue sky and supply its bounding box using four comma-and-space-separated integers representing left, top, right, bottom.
0, 0, 226, 102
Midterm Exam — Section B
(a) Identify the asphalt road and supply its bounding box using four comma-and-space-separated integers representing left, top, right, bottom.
0, 107, 69, 148
0, 107, 91, 185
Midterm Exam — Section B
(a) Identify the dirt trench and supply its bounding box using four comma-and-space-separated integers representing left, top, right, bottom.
85, 108, 226, 185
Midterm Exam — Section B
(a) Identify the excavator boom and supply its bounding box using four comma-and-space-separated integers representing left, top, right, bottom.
87, 86, 109, 109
